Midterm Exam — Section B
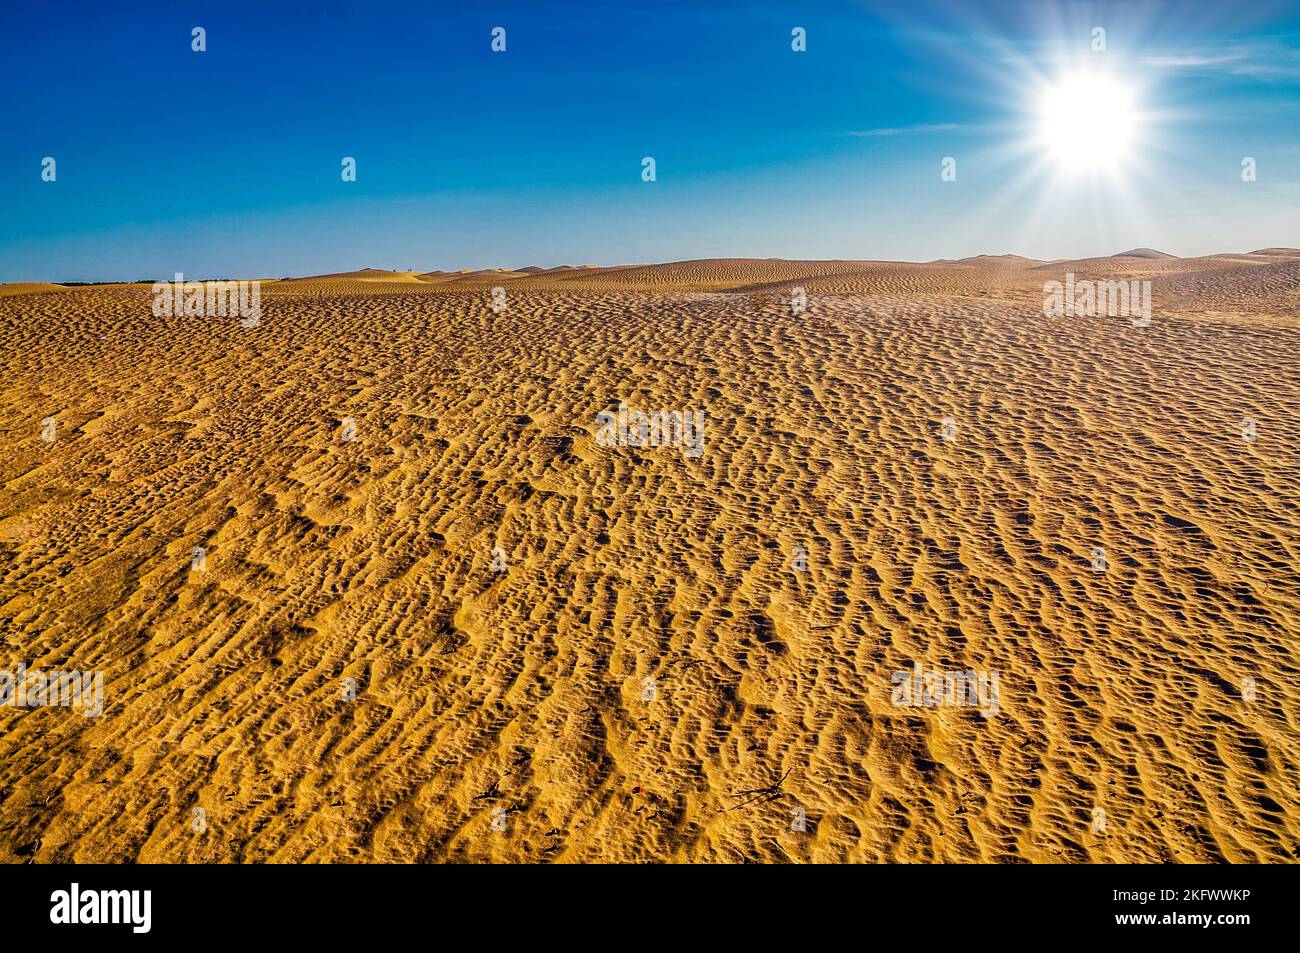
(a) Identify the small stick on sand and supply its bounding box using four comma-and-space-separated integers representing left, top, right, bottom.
724, 767, 793, 812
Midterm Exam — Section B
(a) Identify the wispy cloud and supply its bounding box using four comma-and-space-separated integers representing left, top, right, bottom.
1139, 53, 1239, 68
846, 123, 965, 138
997, 38, 1300, 81
1138, 41, 1300, 79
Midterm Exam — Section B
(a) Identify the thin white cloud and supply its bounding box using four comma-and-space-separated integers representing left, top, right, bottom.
1139, 53, 1240, 68
997, 39, 1300, 81
1138, 42, 1300, 79
847, 123, 965, 137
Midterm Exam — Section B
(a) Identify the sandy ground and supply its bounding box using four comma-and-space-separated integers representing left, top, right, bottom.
1, 252, 1297, 863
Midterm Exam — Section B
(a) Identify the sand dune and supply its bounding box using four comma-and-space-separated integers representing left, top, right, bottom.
948, 254, 1047, 269
289, 268, 426, 283
1, 252, 1297, 863
1113, 247, 1177, 260
0, 283, 69, 298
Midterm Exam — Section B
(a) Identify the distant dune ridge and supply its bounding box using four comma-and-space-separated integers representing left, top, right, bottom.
7, 248, 1299, 299
1112, 247, 1177, 260
0, 282, 67, 297
0, 249, 1297, 863
287, 268, 427, 283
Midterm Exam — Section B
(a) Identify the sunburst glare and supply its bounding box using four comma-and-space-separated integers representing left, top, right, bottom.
1035, 71, 1140, 177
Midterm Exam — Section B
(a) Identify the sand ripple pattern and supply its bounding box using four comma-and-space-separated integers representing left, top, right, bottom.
1, 259, 1297, 862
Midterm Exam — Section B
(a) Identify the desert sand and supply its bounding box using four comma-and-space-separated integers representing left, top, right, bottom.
1, 251, 1297, 862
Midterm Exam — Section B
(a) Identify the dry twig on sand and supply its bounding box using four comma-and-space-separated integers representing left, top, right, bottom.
724, 767, 793, 812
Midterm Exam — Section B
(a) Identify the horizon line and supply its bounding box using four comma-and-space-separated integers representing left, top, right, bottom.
11, 245, 1300, 286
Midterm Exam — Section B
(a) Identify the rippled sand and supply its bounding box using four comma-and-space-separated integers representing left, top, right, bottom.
2, 252, 1297, 862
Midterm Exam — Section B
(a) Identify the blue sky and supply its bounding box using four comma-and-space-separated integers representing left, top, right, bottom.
2, 0, 1298, 280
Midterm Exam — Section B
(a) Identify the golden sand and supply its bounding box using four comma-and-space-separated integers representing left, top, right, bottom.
1, 253, 1297, 862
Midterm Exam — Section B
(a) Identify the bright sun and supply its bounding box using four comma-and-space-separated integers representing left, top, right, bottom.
1037, 73, 1139, 175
